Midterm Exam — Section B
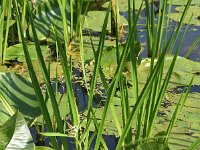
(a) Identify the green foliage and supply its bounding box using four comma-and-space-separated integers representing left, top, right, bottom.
83, 11, 127, 32
169, 6, 200, 26
134, 56, 200, 88
0, 0, 199, 149
0, 112, 34, 150
5, 42, 49, 62
35, 146, 54, 150
28, 0, 72, 42
0, 73, 40, 125
136, 141, 170, 150
168, 0, 200, 5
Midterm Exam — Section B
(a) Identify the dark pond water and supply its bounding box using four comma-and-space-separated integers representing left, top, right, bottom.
172, 85, 200, 94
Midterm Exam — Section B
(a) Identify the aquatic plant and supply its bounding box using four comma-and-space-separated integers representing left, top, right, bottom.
0, 0, 200, 149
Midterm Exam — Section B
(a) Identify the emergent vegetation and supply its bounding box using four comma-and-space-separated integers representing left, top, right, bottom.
0, 0, 200, 149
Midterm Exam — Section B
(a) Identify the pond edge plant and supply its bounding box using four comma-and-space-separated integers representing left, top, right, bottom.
4, 0, 199, 149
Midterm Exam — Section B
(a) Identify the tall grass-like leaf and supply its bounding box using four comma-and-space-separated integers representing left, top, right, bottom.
115, 36, 170, 150
155, 0, 168, 56
70, 0, 74, 39
53, 27, 79, 123
52, 2, 80, 146
13, 1, 59, 149
94, 4, 142, 149
185, 34, 200, 58
168, 0, 192, 54
27, 5, 69, 149
79, 24, 89, 93
147, 4, 193, 138
163, 0, 173, 46
76, 0, 83, 36
53, 28, 80, 148
111, 0, 124, 138
21, 0, 27, 37
187, 138, 200, 150
0, 0, 6, 64
164, 76, 194, 144
3, 0, 12, 64
77, 18, 108, 149
57, 0, 70, 46
144, 0, 152, 57
128, 2, 143, 144
85, 4, 111, 149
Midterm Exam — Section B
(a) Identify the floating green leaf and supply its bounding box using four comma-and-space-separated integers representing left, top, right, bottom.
5, 43, 49, 62
168, 0, 200, 5
83, 11, 128, 32
132, 56, 200, 88
118, 0, 145, 12
169, 6, 200, 26
156, 92, 200, 149
136, 141, 170, 150
175, 5, 200, 14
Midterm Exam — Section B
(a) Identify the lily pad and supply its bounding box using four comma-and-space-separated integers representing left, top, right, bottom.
83, 11, 128, 32
5, 42, 49, 62
0, 72, 71, 125
136, 141, 170, 150
175, 5, 200, 14
118, 0, 145, 12
168, 0, 200, 5
169, 6, 200, 26
81, 36, 117, 61
130, 56, 200, 89
35, 146, 54, 150
156, 92, 200, 149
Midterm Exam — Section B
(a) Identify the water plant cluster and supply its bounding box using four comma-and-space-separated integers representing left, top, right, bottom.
0, 0, 200, 149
